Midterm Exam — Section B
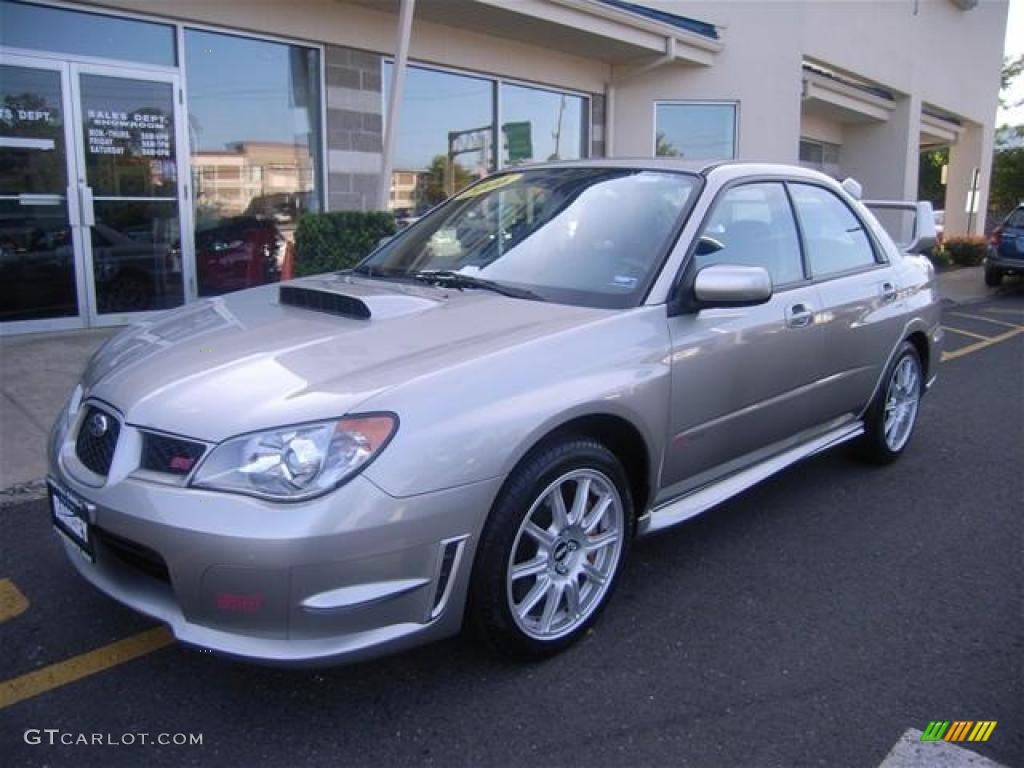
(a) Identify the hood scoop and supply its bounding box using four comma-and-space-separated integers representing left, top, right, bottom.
279, 284, 372, 320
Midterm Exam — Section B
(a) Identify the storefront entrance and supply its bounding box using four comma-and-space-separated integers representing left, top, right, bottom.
1, 52, 191, 332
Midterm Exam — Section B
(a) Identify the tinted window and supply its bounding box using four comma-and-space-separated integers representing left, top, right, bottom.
359, 169, 698, 308
0, 1, 175, 66
1006, 208, 1024, 228
790, 184, 876, 277
698, 182, 804, 286
185, 30, 322, 297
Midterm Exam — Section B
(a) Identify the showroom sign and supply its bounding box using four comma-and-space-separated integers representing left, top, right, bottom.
85, 109, 170, 158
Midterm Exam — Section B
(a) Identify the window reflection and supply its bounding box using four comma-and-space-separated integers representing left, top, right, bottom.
655, 102, 736, 161
185, 30, 321, 296
0, 64, 77, 321
385, 64, 494, 219
500, 83, 585, 167
0, 0, 176, 67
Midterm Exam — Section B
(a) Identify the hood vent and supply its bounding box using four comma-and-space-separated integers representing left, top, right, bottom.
279, 285, 371, 320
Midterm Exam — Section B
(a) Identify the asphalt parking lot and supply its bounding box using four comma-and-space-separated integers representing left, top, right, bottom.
1, 291, 1021, 768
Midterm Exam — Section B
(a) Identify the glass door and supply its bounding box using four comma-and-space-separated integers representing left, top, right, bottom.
70, 62, 190, 325
0, 54, 85, 332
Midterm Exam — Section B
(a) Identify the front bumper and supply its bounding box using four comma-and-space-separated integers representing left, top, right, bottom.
49, 410, 500, 666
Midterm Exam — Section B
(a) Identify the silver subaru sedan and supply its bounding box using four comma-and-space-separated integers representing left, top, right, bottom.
47, 160, 942, 665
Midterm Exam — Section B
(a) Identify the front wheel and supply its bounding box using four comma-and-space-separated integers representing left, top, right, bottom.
857, 341, 923, 464
468, 437, 633, 660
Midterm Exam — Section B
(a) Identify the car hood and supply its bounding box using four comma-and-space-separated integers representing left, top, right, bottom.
82, 275, 611, 442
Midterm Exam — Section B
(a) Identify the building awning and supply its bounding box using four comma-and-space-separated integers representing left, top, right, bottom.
801, 64, 895, 124
921, 107, 964, 147
353, 0, 722, 66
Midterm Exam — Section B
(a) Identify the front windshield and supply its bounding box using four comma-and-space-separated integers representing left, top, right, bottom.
356, 168, 700, 308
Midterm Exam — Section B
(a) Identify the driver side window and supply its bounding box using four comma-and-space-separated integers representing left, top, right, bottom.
698, 182, 804, 287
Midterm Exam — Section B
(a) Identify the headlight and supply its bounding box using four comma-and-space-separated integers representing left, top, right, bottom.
191, 414, 397, 501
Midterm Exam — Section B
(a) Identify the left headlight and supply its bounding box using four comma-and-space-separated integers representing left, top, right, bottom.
191, 414, 397, 501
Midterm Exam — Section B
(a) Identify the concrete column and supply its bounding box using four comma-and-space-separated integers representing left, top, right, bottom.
944, 121, 993, 237
840, 94, 921, 201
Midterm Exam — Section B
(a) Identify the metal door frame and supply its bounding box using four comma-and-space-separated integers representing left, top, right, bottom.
0, 52, 87, 335
68, 61, 194, 328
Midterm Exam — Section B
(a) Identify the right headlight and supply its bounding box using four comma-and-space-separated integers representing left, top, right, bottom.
191, 414, 397, 501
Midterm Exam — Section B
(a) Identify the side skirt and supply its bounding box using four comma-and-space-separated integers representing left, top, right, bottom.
637, 421, 864, 537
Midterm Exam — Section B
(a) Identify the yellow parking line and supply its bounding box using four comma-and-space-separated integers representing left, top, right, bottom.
941, 326, 992, 341
949, 312, 1024, 330
0, 579, 29, 624
0, 626, 173, 710
941, 326, 1024, 362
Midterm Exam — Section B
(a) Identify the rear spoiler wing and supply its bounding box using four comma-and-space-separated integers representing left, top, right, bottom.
861, 199, 937, 256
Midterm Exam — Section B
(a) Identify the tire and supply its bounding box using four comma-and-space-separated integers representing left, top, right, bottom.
857, 341, 923, 464
985, 265, 1003, 287
468, 436, 633, 660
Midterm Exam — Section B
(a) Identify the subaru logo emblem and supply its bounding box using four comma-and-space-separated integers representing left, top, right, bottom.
88, 412, 110, 438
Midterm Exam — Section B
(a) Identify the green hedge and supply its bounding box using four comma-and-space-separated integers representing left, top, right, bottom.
293, 210, 396, 277
939, 235, 988, 267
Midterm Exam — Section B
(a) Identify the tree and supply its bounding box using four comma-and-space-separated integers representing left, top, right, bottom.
655, 131, 681, 157
1000, 54, 1024, 110
988, 56, 1024, 222
918, 147, 949, 207
414, 154, 474, 210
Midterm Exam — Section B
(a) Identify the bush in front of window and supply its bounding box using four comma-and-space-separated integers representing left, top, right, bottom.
938, 235, 988, 267
294, 211, 397, 277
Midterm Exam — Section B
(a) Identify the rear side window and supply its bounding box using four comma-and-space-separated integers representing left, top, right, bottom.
789, 184, 877, 278
697, 182, 804, 286
1007, 208, 1024, 228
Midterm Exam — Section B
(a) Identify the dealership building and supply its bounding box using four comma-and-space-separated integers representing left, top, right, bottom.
0, 0, 1008, 334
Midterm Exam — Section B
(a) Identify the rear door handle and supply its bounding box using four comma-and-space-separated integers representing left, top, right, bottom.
880, 281, 898, 304
786, 303, 814, 328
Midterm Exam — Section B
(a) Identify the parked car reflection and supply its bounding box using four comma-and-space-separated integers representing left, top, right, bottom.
196, 216, 282, 296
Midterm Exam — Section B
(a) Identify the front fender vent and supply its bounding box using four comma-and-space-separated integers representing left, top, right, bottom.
279, 285, 371, 320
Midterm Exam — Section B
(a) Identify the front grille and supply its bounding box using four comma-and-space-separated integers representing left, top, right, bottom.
75, 406, 120, 476
94, 527, 170, 584
141, 432, 206, 475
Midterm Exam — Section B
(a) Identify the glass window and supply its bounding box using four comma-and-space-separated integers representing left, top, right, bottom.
500, 83, 586, 167
0, 63, 78, 321
790, 184, 877, 277
0, 1, 176, 66
384, 64, 495, 216
799, 138, 841, 177
655, 102, 736, 161
698, 183, 804, 286
185, 30, 322, 296
359, 168, 698, 309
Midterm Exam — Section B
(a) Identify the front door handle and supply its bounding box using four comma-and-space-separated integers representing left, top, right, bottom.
78, 183, 94, 227
880, 281, 898, 304
786, 303, 814, 328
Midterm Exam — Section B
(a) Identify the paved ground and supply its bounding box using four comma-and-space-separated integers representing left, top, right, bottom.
0, 293, 1021, 768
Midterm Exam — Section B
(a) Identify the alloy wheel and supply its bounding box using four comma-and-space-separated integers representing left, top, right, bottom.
505, 468, 625, 641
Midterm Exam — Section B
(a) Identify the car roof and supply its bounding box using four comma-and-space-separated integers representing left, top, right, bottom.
506, 157, 840, 185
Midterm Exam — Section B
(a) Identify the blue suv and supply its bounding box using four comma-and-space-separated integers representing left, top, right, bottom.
986, 204, 1024, 286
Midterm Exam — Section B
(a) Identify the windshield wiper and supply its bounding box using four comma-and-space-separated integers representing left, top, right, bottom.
411, 270, 544, 301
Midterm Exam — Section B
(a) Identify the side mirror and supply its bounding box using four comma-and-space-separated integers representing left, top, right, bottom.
693, 264, 773, 308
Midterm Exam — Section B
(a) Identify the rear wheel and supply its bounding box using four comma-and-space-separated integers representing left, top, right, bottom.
985, 265, 1003, 287
857, 341, 923, 464
469, 437, 632, 660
